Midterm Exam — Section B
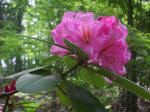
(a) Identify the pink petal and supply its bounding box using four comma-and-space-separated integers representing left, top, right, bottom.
50, 45, 68, 56
75, 12, 94, 25
62, 11, 76, 20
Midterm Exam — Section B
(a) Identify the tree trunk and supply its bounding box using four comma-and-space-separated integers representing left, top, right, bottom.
121, 0, 138, 112
0, 0, 2, 28
14, 1, 24, 73
125, 51, 138, 112
127, 0, 133, 26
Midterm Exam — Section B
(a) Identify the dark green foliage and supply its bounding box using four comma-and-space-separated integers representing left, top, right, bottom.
91, 66, 150, 100
63, 56, 78, 69
80, 68, 106, 89
57, 81, 71, 106
67, 83, 107, 112
16, 73, 60, 93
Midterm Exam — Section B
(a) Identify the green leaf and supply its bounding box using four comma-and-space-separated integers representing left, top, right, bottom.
57, 81, 71, 106
41, 55, 60, 65
91, 66, 150, 100
5, 66, 46, 79
30, 68, 51, 76
16, 74, 60, 93
80, 68, 106, 89
64, 39, 89, 61
63, 56, 78, 68
67, 83, 107, 112
112, 72, 150, 100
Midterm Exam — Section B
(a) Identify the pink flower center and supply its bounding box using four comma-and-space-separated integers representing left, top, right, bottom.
82, 25, 91, 43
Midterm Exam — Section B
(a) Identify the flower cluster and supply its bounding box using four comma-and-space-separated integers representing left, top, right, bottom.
50, 11, 131, 76
0, 80, 16, 93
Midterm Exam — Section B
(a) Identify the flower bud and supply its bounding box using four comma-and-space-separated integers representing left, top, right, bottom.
10, 80, 17, 91
5, 85, 10, 92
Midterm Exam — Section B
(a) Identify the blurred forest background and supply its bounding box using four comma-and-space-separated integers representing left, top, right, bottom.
0, 0, 150, 112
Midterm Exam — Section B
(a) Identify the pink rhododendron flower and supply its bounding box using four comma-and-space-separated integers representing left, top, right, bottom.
50, 11, 131, 77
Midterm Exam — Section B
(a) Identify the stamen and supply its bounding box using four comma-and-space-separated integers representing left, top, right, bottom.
82, 25, 91, 43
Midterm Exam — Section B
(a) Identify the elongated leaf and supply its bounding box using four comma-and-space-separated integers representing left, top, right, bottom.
112, 72, 150, 100
16, 74, 60, 93
30, 69, 51, 76
64, 39, 89, 61
57, 81, 71, 106
63, 56, 78, 68
42, 55, 60, 65
90, 65, 150, 100
5, 66, 46, 79
67, 83, 107, 112
80, 68, 106, 89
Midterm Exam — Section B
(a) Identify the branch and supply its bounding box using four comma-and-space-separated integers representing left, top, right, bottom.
62, 62, 81, 79
57, 85, 67, 95
3, 96, 9, 112
86, 62, 114, 80
16, 34, 70, 50
0, 90, 18, 98
0, 90, 18, 112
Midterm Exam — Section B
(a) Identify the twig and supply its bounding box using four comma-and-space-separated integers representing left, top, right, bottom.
62, 62, 81, 79
86, 62, 114, 80
0, 90, 18, 112
57, 85, 67, 95
13, 106, 48, 110
3, 96, 9, 112
0, 90, 18, 98
16, 34, 70, 50
17, 34, 50, 44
